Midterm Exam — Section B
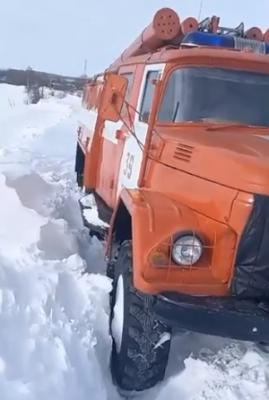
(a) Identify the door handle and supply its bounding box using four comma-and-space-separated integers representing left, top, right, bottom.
116, 129, 128, 140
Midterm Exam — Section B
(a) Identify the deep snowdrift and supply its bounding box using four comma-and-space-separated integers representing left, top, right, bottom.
0, 84, 268, 400
0, 85, 118, 400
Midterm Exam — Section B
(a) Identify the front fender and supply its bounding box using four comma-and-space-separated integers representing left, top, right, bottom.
108, 188, 235, 296
113, 189, 230, 296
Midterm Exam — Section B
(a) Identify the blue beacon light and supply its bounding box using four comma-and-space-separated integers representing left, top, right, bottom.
181, 31, 269, 54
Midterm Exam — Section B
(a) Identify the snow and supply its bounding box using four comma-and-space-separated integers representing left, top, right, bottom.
111, 275, 124, 353
0, 85, 118, 400
0, 83, 269, 400
154, 332, 171, 350
81, 194, 109, 228
156, 342, 269, 400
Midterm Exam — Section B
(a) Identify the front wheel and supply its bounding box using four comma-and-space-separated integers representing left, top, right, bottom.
109, 241, 171, 392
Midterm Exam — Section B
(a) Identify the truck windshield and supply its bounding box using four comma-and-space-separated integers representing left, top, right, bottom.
158, 67, 269, 127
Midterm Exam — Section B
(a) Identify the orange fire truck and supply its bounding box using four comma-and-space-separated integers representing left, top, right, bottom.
75, 8, 269, 392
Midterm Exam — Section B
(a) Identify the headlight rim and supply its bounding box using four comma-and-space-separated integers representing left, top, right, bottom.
171, 231, 203, 266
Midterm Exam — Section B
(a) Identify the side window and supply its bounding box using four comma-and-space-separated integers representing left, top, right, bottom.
158, 73, 177, 121
139, 71, 159, 123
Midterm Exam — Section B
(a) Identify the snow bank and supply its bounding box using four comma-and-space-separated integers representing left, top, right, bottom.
0, 174, 112, 399
0, 254, 111, 400
0, 173, 45, 258
0, 85, 118, 400
0, 84, 73, 149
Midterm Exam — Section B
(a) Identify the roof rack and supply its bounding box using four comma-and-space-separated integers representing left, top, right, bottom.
199, 16, 245, 37
109, 8, 269, 70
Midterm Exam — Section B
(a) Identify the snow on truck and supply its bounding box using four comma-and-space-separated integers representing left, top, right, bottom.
75, 8, 269, 392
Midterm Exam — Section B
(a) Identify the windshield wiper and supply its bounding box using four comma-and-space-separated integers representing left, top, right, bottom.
196, 118, 269, 131
172, 101, 180, 122
206, 123, 269, 131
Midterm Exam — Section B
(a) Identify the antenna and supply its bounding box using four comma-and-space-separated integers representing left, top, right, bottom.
83, 59, 88, 77
198, 0, 204, 20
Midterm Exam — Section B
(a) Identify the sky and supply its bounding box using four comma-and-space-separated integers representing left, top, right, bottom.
1, 0, 269, 77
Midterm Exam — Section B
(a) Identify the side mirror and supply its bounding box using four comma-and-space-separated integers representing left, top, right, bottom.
99, 73, 128, 122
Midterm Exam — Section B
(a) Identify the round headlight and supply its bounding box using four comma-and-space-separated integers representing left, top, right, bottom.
172, 235, 203, 266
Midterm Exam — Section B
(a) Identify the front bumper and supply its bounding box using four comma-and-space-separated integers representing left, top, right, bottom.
153, 292, 269, 342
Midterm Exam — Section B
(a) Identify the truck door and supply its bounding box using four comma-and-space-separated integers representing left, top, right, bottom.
116, 64, 165, 196
95, 66, 136, 208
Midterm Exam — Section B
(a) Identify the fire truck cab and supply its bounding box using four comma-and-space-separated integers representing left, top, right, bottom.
75, 8, 269, 393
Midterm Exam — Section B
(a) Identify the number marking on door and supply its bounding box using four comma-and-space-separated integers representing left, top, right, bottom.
123, 152, 135, 179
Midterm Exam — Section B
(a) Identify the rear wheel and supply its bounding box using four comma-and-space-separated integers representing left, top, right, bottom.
109, 241, 171, 392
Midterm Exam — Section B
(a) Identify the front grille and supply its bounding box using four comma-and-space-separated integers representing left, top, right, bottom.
232, 195, 269, 299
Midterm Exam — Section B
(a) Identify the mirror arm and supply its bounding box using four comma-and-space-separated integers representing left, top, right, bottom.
138, 80, 163, 186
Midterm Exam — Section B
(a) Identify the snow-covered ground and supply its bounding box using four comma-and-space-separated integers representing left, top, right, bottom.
0, 84, 268, 400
